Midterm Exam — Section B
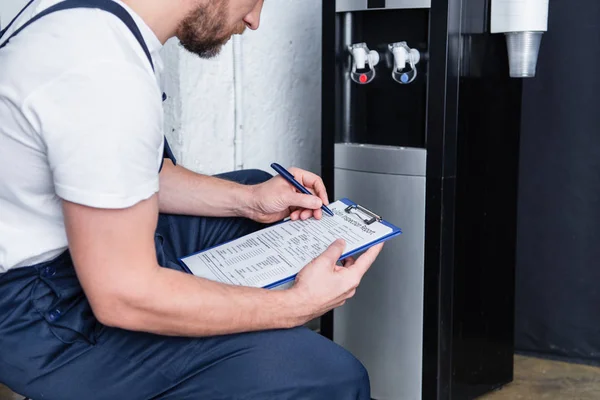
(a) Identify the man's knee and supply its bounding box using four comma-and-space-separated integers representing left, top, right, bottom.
298, 334, 370, 398
260, 327, 371, 398
215, 169, 272, 186
327, 344, 370, 395
347, 354, 370, 389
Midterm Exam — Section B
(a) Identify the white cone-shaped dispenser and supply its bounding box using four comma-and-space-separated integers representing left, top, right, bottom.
491, 0, 549, 78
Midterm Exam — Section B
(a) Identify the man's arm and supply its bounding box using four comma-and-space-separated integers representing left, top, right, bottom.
62, 195, 382, 337
158, 159, 252, 218
158, 159, 331, 223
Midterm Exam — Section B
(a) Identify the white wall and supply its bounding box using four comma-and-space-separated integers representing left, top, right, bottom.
161, 0, 324, 176
1, 0, 323, 176
240, 0, 322, 175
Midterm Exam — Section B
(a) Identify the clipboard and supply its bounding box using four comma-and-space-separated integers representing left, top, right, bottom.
178, 198, 402, 290
333, 198, 402, 260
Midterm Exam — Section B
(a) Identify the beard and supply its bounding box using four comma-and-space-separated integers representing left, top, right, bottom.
177, 0, 246, 58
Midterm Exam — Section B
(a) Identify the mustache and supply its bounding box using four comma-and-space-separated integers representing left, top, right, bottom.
233, 23, 247, 35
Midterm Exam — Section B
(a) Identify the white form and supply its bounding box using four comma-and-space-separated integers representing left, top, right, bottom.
181, 200, 395, 288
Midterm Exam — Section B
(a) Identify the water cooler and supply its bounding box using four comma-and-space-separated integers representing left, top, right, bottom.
320, 0, 548, 399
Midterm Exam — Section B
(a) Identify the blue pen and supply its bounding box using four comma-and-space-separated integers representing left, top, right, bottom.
270, 163, 335, 217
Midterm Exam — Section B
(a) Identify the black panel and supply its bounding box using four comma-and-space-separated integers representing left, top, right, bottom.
336, 9, 429, 148
422, 175, 457, 400
452, 33, 521, 399
368, 0, 385, 8
422, 0, 457, 398
424, 0, 520, 398
515, 0, 600, 363
421, 175, 442, 400
319, 0, 336, 340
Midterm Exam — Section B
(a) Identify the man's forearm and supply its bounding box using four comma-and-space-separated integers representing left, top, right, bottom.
96, 265, 305, 336
158, 159, 252, 217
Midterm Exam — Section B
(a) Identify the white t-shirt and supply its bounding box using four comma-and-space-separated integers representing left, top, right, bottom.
0, 0, 166, 272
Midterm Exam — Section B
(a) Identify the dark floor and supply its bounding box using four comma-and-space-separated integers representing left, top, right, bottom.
2, 355, 600, 399
479, 355, 600, 400
0, 386, 20, 400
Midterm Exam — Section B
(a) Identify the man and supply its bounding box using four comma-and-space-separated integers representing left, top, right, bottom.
0, 0, 384, 398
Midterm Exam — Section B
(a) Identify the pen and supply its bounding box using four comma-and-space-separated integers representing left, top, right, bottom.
270, 163, 335, 217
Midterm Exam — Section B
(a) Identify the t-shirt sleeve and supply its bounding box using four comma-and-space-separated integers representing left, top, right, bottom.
23, 60, 164, 209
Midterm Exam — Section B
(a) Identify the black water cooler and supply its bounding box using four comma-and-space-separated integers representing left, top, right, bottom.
320, 1, 524, 398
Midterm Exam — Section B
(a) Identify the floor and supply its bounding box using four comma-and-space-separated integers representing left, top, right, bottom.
0, 386, 20, 400
2, 355, 600, 399
480, 354, 600, 400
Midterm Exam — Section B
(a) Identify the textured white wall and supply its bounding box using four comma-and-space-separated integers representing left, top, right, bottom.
162, 39, 238, 174
241, 0, 322, 174
163, 0, 323, 176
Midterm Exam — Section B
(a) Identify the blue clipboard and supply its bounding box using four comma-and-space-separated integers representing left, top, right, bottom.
179, 198, 402, 289
334, 198, 402, 260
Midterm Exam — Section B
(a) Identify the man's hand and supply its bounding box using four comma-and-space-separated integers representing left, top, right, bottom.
245, 167, 329, 223
288, 239, 384, 325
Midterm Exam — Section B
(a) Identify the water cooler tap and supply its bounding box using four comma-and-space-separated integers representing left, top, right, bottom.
348, 43, 380, 84
389, 42, 421, 84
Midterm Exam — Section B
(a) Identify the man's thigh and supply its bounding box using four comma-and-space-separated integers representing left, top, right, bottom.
2, 294, 369, 400
154, 327, 371, 400
30, 324, 369, 400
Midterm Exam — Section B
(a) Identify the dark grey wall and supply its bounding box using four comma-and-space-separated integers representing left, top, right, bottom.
515, 0, 600, 362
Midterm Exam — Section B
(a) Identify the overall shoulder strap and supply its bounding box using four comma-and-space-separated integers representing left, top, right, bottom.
0, 0, 35, 40
0, 0, 154, 71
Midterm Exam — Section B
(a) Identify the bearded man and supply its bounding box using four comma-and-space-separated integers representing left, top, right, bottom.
0, 0, 383, 398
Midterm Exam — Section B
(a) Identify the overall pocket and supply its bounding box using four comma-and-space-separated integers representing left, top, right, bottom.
30, 255, 104, 345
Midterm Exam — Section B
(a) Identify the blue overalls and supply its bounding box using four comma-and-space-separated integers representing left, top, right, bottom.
0, 1, 370, 399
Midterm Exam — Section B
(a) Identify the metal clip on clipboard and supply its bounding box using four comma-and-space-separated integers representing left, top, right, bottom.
344, 203, 382, 225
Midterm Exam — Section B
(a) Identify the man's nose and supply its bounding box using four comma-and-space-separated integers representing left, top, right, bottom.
243, 0, 263, 30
